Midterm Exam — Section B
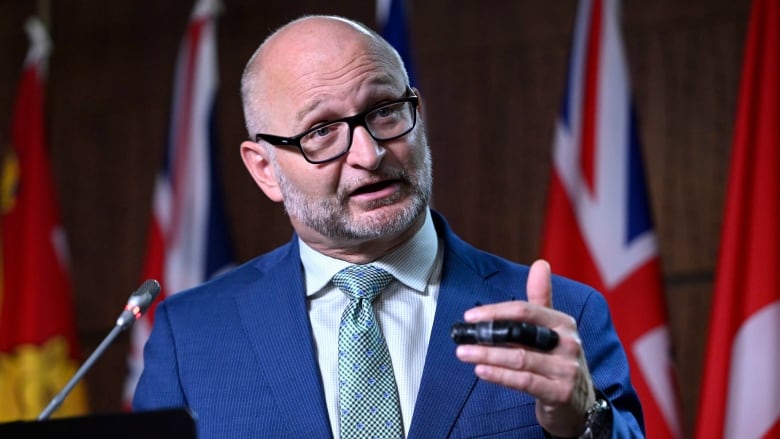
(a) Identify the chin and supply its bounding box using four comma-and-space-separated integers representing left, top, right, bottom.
349, 198, 424, 237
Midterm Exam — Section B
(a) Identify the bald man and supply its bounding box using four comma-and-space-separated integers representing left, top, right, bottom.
133, 15, 644, 439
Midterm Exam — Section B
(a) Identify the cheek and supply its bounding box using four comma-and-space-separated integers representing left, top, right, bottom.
396, 131, 427, 167
278, 154, 342, 195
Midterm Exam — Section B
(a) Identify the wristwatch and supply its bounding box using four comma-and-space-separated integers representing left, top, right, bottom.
579, 391, 613, 439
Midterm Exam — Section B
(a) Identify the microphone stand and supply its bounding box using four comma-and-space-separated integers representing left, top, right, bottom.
37, 325, 124, 420
37, 279, 161, 421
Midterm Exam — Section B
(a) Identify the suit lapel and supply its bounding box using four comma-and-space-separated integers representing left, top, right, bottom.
408, 216, 513, 438
235, 242, 333, 438
230, 213, 515, 438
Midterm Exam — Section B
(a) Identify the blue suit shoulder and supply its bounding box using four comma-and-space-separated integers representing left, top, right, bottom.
161, 239, 297, 307
434, 210, 600, 313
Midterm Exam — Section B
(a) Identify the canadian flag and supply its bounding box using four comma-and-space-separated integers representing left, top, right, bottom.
541, 0, 681, 437
695, 0, 780, 437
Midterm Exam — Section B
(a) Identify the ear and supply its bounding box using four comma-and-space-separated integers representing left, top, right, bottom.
240, 140, 284, 202
412, 86, 424, 119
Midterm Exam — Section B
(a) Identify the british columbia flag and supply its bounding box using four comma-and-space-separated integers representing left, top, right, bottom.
541, 0, 681, 437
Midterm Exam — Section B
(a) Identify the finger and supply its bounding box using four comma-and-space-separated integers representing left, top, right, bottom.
457, 345, 586, 405
463, 300, 544, 324
456, 344, 556, 378
474, 366, 559, 401
462, 301, 561, 328
456, 346, 577, 402
456, 334, 583, 373
527, 259, 553, 309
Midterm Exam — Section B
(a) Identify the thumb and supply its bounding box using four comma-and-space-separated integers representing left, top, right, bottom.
527, 259, 553, 308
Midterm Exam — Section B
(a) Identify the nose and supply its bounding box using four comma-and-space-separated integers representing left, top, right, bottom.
345, 126, 385, 170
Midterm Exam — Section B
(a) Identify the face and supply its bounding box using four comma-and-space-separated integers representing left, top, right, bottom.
273, 117, 432, 242
242, 18, 432, 247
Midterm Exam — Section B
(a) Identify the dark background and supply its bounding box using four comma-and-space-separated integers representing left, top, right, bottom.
0, 0, 750, 436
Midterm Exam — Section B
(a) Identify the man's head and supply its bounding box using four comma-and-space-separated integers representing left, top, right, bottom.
239, 15, 432, 260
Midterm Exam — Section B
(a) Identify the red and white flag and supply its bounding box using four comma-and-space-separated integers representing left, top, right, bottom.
695, 0, 780, 437
122, 0, 234, 406
541, 0, 681, 436
0, 17, 88, 420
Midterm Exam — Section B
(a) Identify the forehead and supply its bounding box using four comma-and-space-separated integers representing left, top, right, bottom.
255, 18, 406, 116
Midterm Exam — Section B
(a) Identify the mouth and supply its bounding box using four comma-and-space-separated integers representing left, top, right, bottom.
348, 178, 403, 202
352, 179, 395, 194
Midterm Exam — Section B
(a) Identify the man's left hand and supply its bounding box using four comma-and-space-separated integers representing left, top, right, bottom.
455, 259, 596, 438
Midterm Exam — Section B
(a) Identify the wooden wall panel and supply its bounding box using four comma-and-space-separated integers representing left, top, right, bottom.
0, 0, 752, 435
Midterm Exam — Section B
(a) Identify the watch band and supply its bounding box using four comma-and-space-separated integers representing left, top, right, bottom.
579, 389, 613, 439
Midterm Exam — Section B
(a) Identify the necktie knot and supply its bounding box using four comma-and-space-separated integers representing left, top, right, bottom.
333, 264, 394, 303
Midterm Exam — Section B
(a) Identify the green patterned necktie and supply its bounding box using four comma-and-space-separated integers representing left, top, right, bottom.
333, 264, 404, 439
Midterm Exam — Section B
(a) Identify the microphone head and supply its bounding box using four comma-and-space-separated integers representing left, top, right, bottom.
117, 279, 162, 330
131, 279, 162, 314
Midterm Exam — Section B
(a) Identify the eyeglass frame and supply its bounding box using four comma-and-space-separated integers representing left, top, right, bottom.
254, 86, 419, 164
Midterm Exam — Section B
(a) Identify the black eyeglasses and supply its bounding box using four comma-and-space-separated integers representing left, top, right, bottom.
255, 87, 419, 164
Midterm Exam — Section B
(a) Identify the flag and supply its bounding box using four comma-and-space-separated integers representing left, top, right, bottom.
0, 17, 88, 421
122, 0, 234, 406
540, 0, 681, 437
695, 0, 780, 437
376, 0, 417, 86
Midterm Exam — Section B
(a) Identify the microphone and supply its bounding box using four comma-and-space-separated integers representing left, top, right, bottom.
115, 279, 162, 330
450, 320, 559, 351
37, 279, 162, 421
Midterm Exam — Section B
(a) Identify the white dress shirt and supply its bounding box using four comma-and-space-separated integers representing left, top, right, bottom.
300, 209, 442, 438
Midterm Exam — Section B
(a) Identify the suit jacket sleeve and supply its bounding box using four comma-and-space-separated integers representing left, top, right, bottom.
132, 301, 187, 410
569, 281, 645, 438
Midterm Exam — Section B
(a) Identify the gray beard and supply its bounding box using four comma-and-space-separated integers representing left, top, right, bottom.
274, 145, 432, 241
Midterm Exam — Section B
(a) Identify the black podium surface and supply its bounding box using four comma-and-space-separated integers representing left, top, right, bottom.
0, 408, 197, 438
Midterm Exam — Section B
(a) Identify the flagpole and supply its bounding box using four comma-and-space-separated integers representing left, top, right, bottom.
36, 0, 50, 31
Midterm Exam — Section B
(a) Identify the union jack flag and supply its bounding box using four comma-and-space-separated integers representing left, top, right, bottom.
122, 0, 233, 407
541, 0, 681, 436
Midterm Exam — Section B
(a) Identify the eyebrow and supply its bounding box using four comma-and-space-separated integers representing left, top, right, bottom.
294, 75, 400, 125
295, 98, 324, 124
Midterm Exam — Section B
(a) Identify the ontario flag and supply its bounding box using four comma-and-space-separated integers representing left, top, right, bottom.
540, 0, 681, 437
122, 0, 234, 406
376, 0, 417, 86
0, 17, 88, 420
695, 0, 780, 437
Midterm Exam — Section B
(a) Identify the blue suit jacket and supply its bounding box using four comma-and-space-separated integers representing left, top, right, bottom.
133, 212, 644, 438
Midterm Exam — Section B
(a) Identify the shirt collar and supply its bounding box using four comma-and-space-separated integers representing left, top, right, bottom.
299, 209, 439, 296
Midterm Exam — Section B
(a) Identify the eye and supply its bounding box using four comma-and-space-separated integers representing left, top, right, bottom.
302, 122, 344, 148
374, 104, 399, 118
313, 125, 333, 137
369, 103, 403, 124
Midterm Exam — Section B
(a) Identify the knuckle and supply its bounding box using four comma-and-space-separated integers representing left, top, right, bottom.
560, 359, 581, 381
515, 371, 534, 389
509, 348, 528, 369
559, 334, 584, 357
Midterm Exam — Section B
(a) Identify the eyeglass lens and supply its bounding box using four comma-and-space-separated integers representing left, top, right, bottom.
300, 100, 415, 162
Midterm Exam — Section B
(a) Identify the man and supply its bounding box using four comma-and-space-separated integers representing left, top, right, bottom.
133, 15, 644, 438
